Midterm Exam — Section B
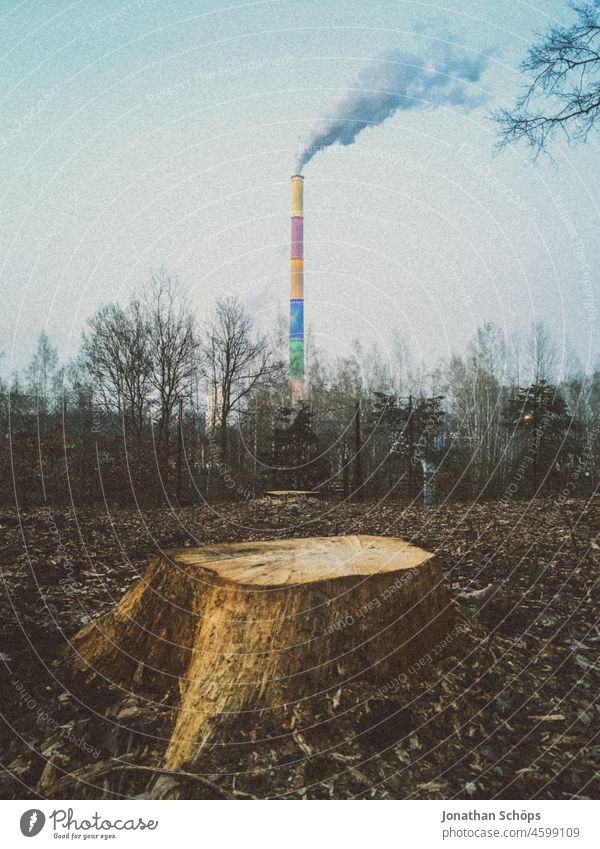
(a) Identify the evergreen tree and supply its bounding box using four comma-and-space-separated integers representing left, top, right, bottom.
504, 379, 574, 494
270, 402, 328, 491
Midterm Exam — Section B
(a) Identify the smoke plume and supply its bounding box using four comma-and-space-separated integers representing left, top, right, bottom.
296, 44, 488, 172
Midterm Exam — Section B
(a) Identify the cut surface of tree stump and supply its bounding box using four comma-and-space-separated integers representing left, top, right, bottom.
68, 535, 458, 769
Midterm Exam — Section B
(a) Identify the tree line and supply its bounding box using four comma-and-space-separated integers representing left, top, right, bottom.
2, 271, 598, 507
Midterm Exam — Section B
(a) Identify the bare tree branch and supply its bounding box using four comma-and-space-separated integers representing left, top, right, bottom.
495, 3, 600, 152
141, 269, 200, 452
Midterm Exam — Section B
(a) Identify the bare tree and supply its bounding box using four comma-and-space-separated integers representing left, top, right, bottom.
142, 269, 199, 454
496, 3, 600, 151
445, 323, 510, 496
204, 297, 278, 458
528, 320, 558, 383
27, 331, 58, 418
82, 299, 152, 439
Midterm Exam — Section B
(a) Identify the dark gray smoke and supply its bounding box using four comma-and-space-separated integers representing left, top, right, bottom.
296, 44, 488, 172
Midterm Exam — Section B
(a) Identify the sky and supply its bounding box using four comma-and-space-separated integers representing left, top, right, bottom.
1, 0, 598, 382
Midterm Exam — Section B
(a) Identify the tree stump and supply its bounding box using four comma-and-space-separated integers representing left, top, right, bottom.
68, 535, 458, 769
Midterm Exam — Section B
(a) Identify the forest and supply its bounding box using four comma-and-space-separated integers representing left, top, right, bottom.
2, 271, 598, 801
2, 0, 600, 809
2, 269, 598, 510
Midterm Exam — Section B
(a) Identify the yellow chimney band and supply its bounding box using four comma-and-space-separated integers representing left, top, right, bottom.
291, 175, 303, 217
291, 256, 303, 298
291, 273, 303, 299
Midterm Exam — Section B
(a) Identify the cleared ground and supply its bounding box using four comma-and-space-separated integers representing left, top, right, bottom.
0, 496, 598, 799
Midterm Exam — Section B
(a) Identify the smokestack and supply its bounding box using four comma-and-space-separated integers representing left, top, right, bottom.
289, 174, 304, 392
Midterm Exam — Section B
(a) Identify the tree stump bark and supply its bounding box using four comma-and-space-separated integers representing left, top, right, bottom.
68, 535, 458, 769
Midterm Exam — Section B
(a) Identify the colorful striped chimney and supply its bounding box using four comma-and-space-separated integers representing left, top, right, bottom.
289, 175, 304, 391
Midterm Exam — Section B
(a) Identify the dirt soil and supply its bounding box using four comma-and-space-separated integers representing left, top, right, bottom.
0, 496, 598, 800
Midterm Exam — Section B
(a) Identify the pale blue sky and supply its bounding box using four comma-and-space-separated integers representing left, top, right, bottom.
1, 0, 598, 380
